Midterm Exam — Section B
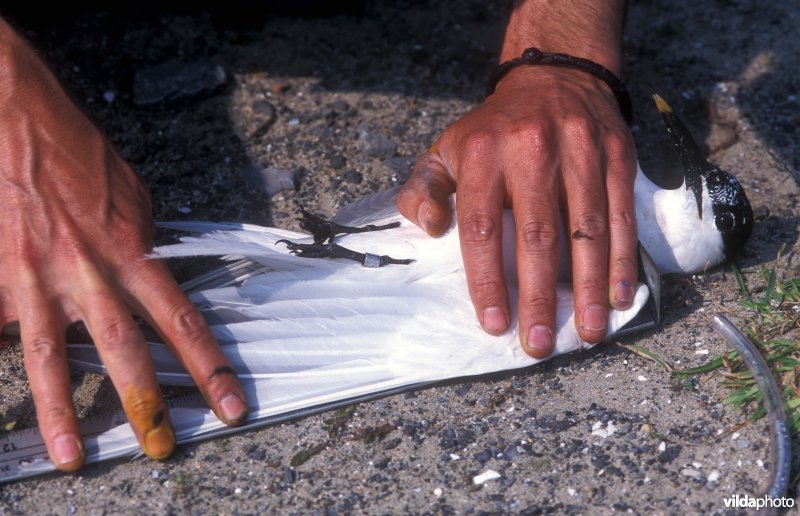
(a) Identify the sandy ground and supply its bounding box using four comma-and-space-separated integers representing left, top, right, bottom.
0, 0, 798, 513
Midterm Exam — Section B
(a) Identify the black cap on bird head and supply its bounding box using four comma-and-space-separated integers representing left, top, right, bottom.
653, 94, 753, 261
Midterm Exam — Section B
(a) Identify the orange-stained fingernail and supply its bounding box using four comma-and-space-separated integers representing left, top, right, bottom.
427, 143, 440, 154
581, 304, 607, 332
526, 325, 553, 356
122, 386, 174, 459
219, 393, 247, 425
144, 426, 176, 460
482, 306, 508, 334
53, 434, 83, 466
417, 201, 430, 233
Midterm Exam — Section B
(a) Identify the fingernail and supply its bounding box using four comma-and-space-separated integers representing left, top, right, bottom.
613, 280, 633, 307
219, 393, 247, 424
582, 304, 607, 332
526, 325, 553, 355
53, 434, 83, 465
144, 426, 176, 460
417, 202, 430, 233
482, 306, 508, 334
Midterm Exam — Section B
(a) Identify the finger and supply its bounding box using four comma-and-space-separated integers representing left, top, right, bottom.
457, 166, 510, 335
605, 133, 639, 310
397, 148, 456, 237
76, 278, 175, 460
125, 260, 248, 426
18, 291, 84, 471
564, 139, 610, 344
511, 161, 561, 358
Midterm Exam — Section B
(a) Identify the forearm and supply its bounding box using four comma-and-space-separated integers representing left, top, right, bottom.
500, 0, 627, 76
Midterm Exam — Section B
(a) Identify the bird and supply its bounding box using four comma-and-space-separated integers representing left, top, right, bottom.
63, 94, 753, 450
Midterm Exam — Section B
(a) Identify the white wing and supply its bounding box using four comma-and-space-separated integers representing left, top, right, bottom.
63, 189, 649, 465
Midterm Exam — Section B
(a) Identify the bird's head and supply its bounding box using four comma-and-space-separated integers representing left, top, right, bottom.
653, 94, 753, 263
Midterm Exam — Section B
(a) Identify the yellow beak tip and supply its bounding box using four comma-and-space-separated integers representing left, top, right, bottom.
653, 94, 673, 114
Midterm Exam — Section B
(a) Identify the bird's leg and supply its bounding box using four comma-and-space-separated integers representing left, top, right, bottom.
297, 207, 401, 244
276, 240, 414, 268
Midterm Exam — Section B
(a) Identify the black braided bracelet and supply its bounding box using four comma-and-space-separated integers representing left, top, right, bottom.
486, 47, 633, 125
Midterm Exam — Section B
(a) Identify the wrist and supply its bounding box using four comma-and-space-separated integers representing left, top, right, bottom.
499, 0, 626, 76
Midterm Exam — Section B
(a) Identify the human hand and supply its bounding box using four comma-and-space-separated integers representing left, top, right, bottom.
0, 20, 247, 470
397, 66, 638, 357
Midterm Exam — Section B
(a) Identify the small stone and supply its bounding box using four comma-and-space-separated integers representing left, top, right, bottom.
502, 445, 521, 460
133, 60, 227, 107
680, 468, 705, 482
658, 445, 681, 463
591, 421, 617, 439
472, 469, 501, 485
356, 124, 397, 159
474, 450, 491, 463
433, 487, 443, 497
240, 165, 299, 197
103, 91, 115, 103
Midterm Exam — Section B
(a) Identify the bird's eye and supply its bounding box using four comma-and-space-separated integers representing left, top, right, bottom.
715, 212, 736, 232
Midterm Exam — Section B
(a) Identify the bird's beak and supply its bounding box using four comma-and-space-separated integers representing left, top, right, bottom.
653, 94, 710, 218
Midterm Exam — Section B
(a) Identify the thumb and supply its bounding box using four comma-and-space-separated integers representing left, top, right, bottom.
397, 147, 455, 237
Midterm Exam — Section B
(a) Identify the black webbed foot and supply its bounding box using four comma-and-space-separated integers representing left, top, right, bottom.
297, 207, 401, 244
276, 239, 413, 268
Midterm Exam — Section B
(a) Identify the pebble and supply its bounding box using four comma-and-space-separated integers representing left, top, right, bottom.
502, 445, 522, 460
240, 164, 299, 197
658, 445, 682, 464
474, 450, 491, 463
591, 421, 617, 438
472, 469, 501, 485
356, 124, 397, 159
433, 487, 443, 497
680, 468, 705, 482
133, 60, 227, 107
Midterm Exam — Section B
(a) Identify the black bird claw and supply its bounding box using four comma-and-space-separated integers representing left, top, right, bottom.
297, 207, 401, 244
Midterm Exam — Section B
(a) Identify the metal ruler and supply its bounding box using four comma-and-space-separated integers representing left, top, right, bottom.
0, 383, 438, 485
0, 394, 202, 484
